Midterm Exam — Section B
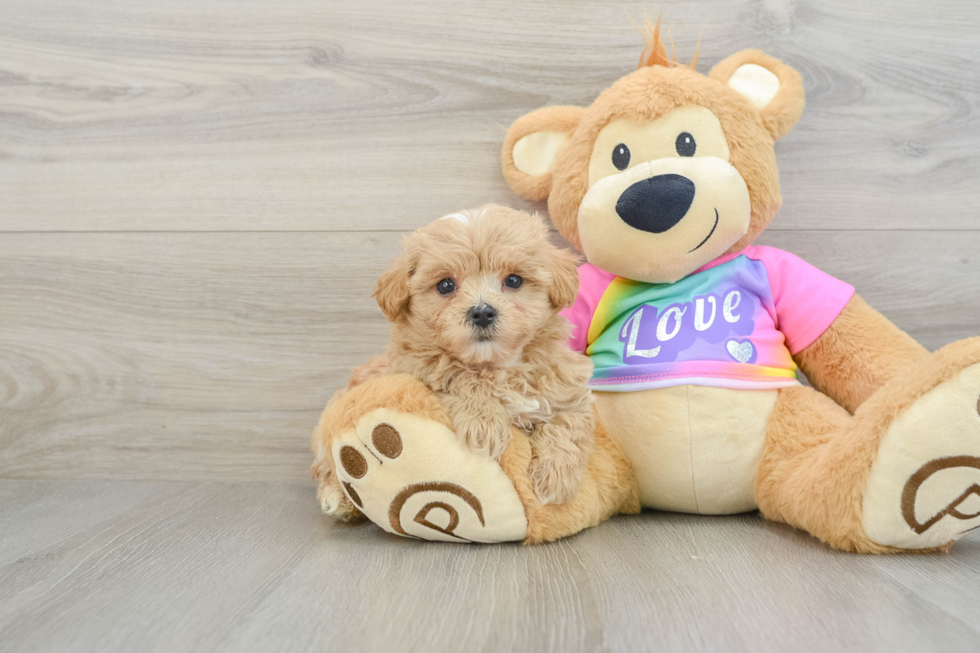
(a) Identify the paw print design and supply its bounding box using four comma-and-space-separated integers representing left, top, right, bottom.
864, 362, 980, 549
901, 456, 980, 537
331, 408, 528, 543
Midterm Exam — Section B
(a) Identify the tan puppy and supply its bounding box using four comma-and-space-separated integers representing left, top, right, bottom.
321, 205, 595, 512
380, 205, 595, 504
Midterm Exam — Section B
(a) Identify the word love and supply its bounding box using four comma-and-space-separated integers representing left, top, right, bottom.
618, 288, 756, 364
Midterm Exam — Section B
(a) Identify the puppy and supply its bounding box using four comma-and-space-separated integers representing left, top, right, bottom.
315, 205, 595, 516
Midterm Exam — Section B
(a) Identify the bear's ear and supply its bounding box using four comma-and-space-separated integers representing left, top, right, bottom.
502, 106, 584, 201
709, 50, 805, 141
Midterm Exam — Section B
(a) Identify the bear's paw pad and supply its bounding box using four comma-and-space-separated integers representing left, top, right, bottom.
864, 362, 980, 549
332, 408, 528, 543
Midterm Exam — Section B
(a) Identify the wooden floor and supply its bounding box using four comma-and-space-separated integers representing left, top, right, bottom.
2, 0, 979, 650
1, 480, 978, 653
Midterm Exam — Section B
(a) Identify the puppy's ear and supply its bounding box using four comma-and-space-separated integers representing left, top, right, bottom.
373, 248, 415, 322
502, 106, 584, 201
546, 246, 581, 309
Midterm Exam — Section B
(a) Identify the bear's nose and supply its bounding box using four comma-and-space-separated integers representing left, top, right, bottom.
467, 304, 497, 328
616, 174, 696, 234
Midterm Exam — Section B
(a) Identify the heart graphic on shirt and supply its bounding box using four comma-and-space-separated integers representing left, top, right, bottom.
726, 339, 756, 364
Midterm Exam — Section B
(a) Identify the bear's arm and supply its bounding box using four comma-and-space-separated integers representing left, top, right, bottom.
793, 294, 929, 414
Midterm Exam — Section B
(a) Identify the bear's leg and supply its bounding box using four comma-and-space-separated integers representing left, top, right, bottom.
756, 385, 877, 552
314, 373, 640, 544
757, 338, 980, 553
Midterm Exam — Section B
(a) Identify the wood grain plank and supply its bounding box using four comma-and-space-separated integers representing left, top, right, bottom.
1, 0, 977, 232
1, 230, 978, 480
0, 481, 193, 594
0, 481, 978, 652
0, 231, 398, 481
0, 481, 323, 652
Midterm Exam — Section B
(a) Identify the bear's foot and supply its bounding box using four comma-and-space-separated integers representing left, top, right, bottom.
863, 341, 980, 550
331, 406, 529, 543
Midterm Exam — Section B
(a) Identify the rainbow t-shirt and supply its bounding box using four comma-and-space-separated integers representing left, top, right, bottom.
562, 246, 855, 392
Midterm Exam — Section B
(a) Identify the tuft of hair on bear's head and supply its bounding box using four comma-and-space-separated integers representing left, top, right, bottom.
632, 13, 702, 71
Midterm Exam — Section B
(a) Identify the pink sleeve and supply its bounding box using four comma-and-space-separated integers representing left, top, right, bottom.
560, 264, 616, 353
744, 246, 855, 355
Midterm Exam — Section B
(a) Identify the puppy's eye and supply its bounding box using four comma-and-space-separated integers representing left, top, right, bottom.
675, 132, 696, 157
612, 143, 630, 170
436, 278, 456, 295
504, 274, 523, 289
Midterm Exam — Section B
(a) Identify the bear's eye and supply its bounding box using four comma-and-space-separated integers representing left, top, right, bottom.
675, 132, 696, 157
612, 143, 631, 170
504, 274, 523, 289
436, 278, 456, 295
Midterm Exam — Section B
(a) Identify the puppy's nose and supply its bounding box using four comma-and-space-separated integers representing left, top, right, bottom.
467, 304, 497, 328
616, 173, 696, 234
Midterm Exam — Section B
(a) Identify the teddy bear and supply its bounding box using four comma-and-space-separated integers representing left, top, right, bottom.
498, 20, 980, 553
314, 22, 980, 551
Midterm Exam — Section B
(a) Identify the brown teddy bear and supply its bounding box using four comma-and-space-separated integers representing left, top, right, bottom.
499, 20, 980, 553
313, 22, 980, 551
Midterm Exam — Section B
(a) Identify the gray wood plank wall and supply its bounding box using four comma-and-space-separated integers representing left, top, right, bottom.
2, 0, 979, 481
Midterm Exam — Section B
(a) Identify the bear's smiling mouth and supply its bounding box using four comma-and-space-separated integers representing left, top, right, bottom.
688, 209, 720, 253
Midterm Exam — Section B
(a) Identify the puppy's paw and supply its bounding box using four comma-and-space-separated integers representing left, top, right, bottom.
318, 480, 361, 521
530, 449, 587, 505
456, 420, 512, 460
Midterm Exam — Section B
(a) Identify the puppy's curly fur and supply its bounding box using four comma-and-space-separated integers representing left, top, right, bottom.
316, 205, 595, 514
